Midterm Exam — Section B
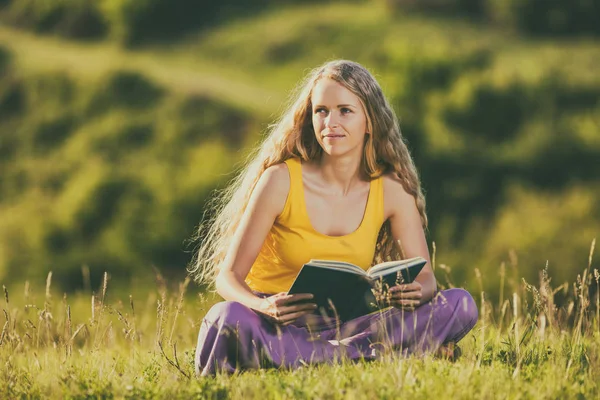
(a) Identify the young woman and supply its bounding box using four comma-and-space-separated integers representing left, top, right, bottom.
189, 60, 478, 376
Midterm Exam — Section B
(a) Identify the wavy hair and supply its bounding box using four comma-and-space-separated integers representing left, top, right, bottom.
188, 60, 427, 286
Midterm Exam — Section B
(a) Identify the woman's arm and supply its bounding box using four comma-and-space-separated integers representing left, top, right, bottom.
214, 164, 316, 321
215, 164, 289, 307
384, 175, 437, 306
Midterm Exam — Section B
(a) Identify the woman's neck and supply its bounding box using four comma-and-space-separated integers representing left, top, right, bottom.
315, 154, 364, 196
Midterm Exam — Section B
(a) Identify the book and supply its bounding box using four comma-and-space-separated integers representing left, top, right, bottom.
288, 256, 427, 322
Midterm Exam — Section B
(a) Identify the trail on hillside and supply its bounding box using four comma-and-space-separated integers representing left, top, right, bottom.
0, 27, 282, 117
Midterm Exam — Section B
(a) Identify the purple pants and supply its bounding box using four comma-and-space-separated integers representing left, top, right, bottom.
195, 288, 478, 376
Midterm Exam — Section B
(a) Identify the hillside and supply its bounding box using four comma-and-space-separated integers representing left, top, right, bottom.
0, 2, 599, 299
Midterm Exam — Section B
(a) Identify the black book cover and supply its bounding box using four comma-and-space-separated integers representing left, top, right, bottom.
288, 259, 426, 322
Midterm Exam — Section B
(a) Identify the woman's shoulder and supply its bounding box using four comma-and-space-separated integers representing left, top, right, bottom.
382, 172, 407, 194
247, 162, 292, 219
257, 162, 291, 197
381, 172, 415, 212
262, 162, 290, 182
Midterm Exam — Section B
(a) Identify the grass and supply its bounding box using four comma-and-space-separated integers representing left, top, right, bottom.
1, 3, 600, 398
1, 242, 598, 399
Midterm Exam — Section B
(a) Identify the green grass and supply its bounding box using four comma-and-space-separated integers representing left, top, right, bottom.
1, 256, 599, 399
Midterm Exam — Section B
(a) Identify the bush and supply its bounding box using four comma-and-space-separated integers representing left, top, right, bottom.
2, 0, 333, 44
0, 46, 10, 74
98, 0, 332, 45
0, 70, 25, 122
85, 70, 165, 114
489, 0, 600, 37
0, 66, 255, 288
383, 0, 600, 37
0, 48, 25, 137
3, 0, 107, 39
382, 0, 485, 18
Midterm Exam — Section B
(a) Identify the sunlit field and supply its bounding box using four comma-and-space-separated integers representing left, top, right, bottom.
1, 1, 599, 398
1, 243, 598, 399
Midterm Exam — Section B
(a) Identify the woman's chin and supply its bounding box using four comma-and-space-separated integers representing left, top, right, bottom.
321, 145, 361, 158
321, 148, 347, 157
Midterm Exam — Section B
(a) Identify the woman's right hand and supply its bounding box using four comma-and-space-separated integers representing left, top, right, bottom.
256, 292, 317, 325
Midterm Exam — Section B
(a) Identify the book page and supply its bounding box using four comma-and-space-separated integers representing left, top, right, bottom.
367, 256, 424, 276
307, 259, 366, 275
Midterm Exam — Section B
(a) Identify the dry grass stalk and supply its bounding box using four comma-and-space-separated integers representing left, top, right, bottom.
499, 262, 506, 311
113, 308, 133, 340
537, 314, 546, 340
497, 299, 510, 339
395, 239, 406, 260
431, 241, 436, 272
158, 340, 190, 379
129, 295, 138, 343
3, 285, 8, 306
594, 269, 599, 335
70, 323, 87, 344
512, 292, 520, 379
93, 272, 110, 348
476, 291, 485, 370
169, 277, 191, 345
509, 249, 519, 299
45, 272, 52, 302
0, 318, 8, 346
101, 272, 109, 306
156, 298, 165, 348
566, 238, 596, 375
66, 305, 72, 357
437, 264, 454, 289
155, 270, 168, 347
91, 294, 96, 323
41, 272, 54, 349
588, 238, 596, 274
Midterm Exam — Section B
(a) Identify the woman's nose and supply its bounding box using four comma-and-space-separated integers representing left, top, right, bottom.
325, 112, 339, 128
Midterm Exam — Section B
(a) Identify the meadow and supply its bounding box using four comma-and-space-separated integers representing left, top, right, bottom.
1, 242, 599, 399
1, 1, 599, 398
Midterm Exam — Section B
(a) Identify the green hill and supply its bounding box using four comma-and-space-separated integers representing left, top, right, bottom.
0, 2, 599, 299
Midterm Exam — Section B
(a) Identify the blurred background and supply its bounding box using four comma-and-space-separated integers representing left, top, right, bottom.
0, 0, 598, 302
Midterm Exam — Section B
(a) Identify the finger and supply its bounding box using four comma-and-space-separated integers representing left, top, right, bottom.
392, 299, 421, 308
286, 293, 315, 303
279, 310, 314, 324
277, 303, 317, 315
391, 291, 422, 300
389, 283, 419, 293
275, 293, 314, 306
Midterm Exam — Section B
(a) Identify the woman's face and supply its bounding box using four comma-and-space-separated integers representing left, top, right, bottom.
311, 78, 369, 158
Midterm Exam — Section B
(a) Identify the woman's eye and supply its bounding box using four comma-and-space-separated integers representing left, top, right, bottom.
341, 108, 352, 114
315, 108, 327, 115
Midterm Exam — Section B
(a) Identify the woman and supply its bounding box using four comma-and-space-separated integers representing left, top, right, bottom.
189, 60, 478, 376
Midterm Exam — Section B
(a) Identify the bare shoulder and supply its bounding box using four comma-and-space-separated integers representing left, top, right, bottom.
251, 162, 291, 217
259, 162, 290, 194
382, 172, 417, 218
382, 172, 414, 201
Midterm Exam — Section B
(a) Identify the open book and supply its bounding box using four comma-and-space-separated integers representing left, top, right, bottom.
288, 256, 427, 321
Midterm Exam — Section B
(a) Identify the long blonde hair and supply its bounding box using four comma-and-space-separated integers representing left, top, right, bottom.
188, 60, 427, 286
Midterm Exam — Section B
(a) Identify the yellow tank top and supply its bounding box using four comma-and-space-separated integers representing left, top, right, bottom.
245, 157, 385, 294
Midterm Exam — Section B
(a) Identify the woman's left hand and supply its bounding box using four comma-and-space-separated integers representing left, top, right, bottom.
387, 281, 423, 309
